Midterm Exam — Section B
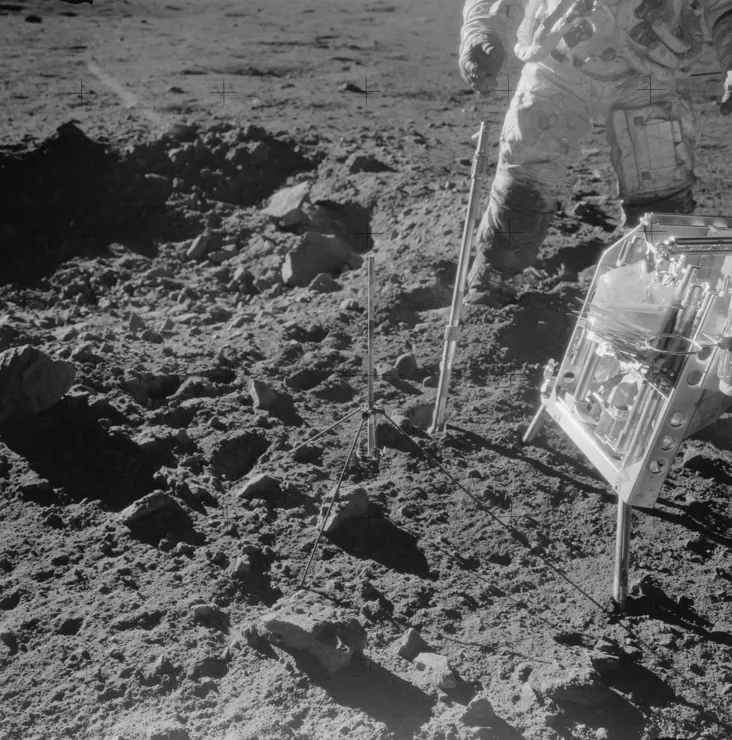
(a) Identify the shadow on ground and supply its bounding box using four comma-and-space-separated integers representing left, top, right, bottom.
626, 582, 732, 646
0, 119, 317, 285
288, 649, 435, 740
550, 689, 646, 740
327, 504, 431, 578
0, 396, 171, 509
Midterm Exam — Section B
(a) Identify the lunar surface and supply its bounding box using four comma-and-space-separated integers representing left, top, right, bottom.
1, 1, 731, 739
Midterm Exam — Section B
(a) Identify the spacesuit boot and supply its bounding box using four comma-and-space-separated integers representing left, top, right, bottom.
465, 260, 525, 306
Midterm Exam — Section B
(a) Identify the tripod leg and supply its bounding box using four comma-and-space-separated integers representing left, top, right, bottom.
292, 406, 363, 453
522, 404, 546, 445
297, 416, 366, 590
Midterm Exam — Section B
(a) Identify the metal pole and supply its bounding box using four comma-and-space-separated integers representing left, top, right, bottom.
430, 122, 490, 434
366, 256, 376, 456
613, 497, 632, 608
522, 405, 546, 444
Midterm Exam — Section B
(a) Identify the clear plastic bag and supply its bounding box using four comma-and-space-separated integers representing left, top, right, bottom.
593, 260, 675, 334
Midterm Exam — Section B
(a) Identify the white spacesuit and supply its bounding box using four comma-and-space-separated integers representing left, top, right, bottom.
460, 0, 732, 305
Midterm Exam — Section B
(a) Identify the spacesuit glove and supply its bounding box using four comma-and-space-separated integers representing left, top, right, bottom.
721, 71, 732, 116
459, 37, 506, 95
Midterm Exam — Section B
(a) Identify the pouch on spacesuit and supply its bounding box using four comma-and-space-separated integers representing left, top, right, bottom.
607, 102, 694, 202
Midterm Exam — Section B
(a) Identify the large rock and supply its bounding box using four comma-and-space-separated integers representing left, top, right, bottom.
259, 592, 367, 673
146, 722, 191, 740
119, 491, 193, 536
0, 621, 19, 654
248, 379, 301, 426
532, 662, 612, 707
249, 379, 280, 411
346, 153, 394, 174
263, 182, 311, 226
186, 232, 223, 262
0, 346, 75, 423
282, 232, 361, 287
461, 695, 496, 727
205, 430, 271, 480
413, 652, 458, 689
235, 472, 281, 499
590, 637, 623, 675
397, 627, 430, 660
317, 485, 369, 533
394, 352, 419, 380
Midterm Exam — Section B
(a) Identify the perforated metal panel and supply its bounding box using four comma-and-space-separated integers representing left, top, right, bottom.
535, 213, 732, 506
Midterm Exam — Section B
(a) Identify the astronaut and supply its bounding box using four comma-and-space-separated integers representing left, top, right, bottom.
459, 0, 732, 306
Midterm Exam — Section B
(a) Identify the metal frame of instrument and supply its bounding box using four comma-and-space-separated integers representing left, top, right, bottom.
524, 212, 732, 604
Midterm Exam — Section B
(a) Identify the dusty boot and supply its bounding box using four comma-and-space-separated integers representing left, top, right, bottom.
464, 258, 524, 307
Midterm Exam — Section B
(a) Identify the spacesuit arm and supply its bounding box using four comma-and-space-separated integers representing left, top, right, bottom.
461, 0, 526, 61
700, 0, 732, 112
702, 0, 732, 72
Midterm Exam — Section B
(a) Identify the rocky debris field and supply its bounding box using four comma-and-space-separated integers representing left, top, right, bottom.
2, 1, 732, 739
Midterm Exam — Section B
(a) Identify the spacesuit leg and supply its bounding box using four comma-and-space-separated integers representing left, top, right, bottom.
468, 64, 593, 297
606, 89, 696, 228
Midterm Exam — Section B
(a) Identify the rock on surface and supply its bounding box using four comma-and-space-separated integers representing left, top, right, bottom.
223, 718, 293, 740
146, 722, 191, 740
231, 555, 252, 579
397, 627, 430, 660
248, 379, 301, 425
263, 181, 311, 226
249, 379, 280, 410
394, 352, 419, 380
192, 604, 227, 625
119, 491, 193, 534
206, 430, 271, 480
236, 472, 281, 499
346, 153, 393, 173
461, 695, 496, 727
186, 232, 222, 261
317, 485, 368, 533
533, 662, 612, 706
0, 622, 19, 654
309, 273, 342, 293
0, 345, 75, 422
259, 591, 367, 673
403, 400, 436, 431
413, 651, 458, 689
282, 232, 360, 287
590, 637, 623, 675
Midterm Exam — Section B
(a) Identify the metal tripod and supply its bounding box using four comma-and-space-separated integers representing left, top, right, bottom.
294, 256, 379, 589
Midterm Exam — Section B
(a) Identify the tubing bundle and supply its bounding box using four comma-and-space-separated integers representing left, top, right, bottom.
585, 303, 657, 364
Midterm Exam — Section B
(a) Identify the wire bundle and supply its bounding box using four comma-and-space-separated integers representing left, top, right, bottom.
585, 303, 657, 364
